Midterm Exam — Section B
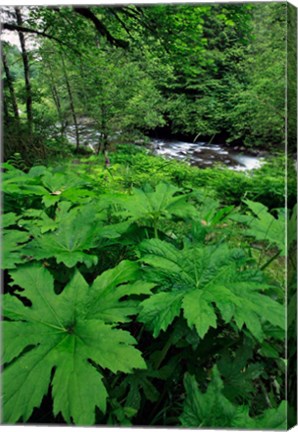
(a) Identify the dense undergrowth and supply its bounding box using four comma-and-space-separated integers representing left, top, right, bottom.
2, 145, 296, 427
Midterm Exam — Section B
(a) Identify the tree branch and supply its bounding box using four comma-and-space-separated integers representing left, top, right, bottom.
73, 7, 129, 49
2, 22, 81, 55
108, 9, 135, 41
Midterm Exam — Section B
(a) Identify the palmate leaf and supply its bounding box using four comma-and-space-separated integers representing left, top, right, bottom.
231, 403, 287, 429
138, 239, 285, 340
138, 291, 183, 338
2, 210, 31, 269
2, 168, 48, 197
180, 368, 287, 429
2, 212, 19, 228
120, 368, 161, 412
3, 164, 94, 208
2, 230, 31, 269
19, 208, 59, 234
1, 212, 31, 269
18, 200, 131, 268
21, 202, 123, 268
117, 182, 197, 227
180, 368, 235, 428
3, 261, 151, 425
233, 200, 290, 255
40, 170, 94, 207
217, 340, 264, 403
182, 290, 217, 338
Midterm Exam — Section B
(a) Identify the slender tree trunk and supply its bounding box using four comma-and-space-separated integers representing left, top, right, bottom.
78, 61, 89, 113
3, 95, 10, 125
15, 7, 33, 131
51, 80, 66, 136
61, 54, 80, 150
45, 59, 66, 136
2, 50, 20, 122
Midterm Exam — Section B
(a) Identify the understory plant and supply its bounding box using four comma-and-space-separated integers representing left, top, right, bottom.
1, 160, 294, 428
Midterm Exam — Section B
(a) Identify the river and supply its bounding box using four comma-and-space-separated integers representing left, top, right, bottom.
65, 124, 265, 172
151, 138, 265, 171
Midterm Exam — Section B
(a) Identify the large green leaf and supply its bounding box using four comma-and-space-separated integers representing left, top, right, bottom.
117, 182, 197, 231
231, 402, 287, 429
182, 290, 217, 338
22, 203, 108, 268
2, 170, 48, 197
40, 170, 94, 207
217, 340, 263, 403
138, 291, 183, 337
3, 261, 149, 425
180, 368, 287, 429
180, 368, 236, 428
233, 200, 290, 255
2, 212, 19, 228
2, 165, 95, 209
1, 212, 31, 269
21, 200, 132, 268
138, 239, 285, 340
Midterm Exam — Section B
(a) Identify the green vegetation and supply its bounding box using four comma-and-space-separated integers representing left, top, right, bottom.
1, 2, 296, 429
2, 3, 292, 160
2, 146, 296, 427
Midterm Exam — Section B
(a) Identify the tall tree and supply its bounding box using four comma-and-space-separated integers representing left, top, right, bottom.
2, 48, 20, 122
15, 7, 33, 131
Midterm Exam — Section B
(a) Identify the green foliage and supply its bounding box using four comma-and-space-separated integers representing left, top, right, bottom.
6, 152, 28, 170
1, 158, 289, 427
2, 229, 30, 270
3, 2, 286, 165
226, 3, 286, 147
138, 239, 284, 341
23, 202, 104, 268
108, 149, 291, 209
217, 340, 264, 403
233, 199, 286, 255
2, 163, 99, 214
3, 262, 149, 425
116, 182, 197, 237
180, 368, 287, 429
1, 3, 291, 422
180, 368, 238, 428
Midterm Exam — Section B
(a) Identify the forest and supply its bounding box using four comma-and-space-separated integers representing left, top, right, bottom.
1, 2, 297, 428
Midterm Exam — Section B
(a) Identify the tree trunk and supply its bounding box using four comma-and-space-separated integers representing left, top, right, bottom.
3, 97, 9, 124
51, 80, 66, 137
61, 54, 80, 150
79, 61, 90, 113
2, 50, 20, 122
15, 7, 33, 131
44, 58, 66, 137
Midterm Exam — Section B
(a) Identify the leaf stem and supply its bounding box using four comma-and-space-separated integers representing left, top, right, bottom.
260, 250, 281, 271
153, 331, 175, 370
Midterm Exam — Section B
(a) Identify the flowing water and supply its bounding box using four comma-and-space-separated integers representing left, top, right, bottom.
151, 138, 265, 171
65, 124, 265, 172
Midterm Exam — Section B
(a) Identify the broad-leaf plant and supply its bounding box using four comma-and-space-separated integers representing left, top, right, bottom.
1, 165, 290, 427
